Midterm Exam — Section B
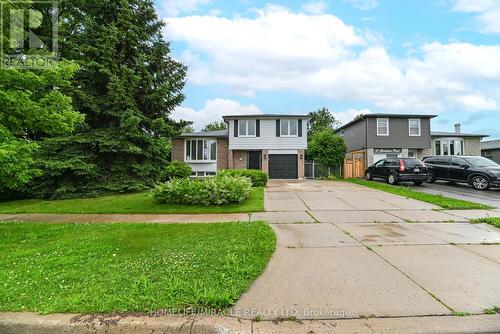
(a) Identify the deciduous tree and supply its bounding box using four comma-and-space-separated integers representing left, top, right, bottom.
308, 129, 347, 168
202, 121, 227, 132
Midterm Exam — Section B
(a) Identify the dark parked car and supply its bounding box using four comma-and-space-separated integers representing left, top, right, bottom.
423, 156, 500, 190
366, 158, 430, 185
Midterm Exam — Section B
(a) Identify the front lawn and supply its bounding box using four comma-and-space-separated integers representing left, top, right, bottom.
471, 217, 500, 229
0, 187, 264, 214
345, 179, 492, 210
0, 221, 275, 313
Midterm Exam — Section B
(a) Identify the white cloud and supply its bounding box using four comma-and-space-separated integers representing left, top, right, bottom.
166, 5, 500, 114
301, 0, 328, 15
343, 0, 378, 10
452, 0, 500, 33
159, 0, 210, 17
171, 98, 262, 130
335, 109, 372, 125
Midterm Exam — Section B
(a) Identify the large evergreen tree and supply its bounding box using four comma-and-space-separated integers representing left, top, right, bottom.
34, 0, 188, 198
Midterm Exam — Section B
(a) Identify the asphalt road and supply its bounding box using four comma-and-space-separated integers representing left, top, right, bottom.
418, 181, 500, 208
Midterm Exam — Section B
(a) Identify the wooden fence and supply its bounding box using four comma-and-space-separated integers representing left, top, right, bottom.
343, 150, 366, 178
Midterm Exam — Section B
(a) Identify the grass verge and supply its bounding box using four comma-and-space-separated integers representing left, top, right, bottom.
0, 188, 264, 214
344, 179, 492, 210
0, 221, 275, 313
471, 217, 500, 228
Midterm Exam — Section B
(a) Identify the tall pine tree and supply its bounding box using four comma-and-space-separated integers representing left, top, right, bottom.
34, 0, 188, 198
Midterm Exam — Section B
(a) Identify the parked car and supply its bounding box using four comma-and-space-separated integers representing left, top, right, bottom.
423, 156, 500, 190
365, 158, 430, 185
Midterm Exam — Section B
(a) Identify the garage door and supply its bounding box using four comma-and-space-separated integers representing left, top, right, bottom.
269, 154, 298, 179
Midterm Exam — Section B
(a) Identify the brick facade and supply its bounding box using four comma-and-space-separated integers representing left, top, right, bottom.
261, 150, 269, 174
232, 150, 248, 169
298, 149, 305, 179
217, 138, 229, 170
464, 138, 481, 156
171, 139, 184, 162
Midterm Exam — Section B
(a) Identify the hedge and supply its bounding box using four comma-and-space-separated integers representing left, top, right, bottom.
152, 175, 252, 205
218, 169, 268, 187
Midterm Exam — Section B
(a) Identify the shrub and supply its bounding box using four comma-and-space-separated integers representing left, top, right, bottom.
152, 175, 252, 205
308, 129, 347, 168
218, 169, 268, 187
163, 161, 192, 180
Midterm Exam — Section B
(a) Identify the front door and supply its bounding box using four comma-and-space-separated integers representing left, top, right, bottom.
248, 151, 262, 170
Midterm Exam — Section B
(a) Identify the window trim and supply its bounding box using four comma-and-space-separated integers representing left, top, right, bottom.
238, 119, 256, 137
376, 118, 389, 136
408, 118, 421, 136
185, 138, 217, 162
280, 119, 299, 137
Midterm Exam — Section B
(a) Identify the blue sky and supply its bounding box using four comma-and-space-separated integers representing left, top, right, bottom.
156, 0, 500, 139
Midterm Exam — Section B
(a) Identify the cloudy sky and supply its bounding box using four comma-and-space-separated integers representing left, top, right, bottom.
157, 0, 500, 138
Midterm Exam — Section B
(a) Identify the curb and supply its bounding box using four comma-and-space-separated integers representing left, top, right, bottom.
1, 312, 500, 334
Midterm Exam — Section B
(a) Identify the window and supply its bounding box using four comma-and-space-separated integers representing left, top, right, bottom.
238, 120, 256, 137
377, 118, 389, 136
451, 157, 466, 167
191, 171, 216, 178
408, 149, 417, 158
435, 138, 464, 156
185, 139, 216, 161
281, 119, 298, 137
408, 119, 421, 136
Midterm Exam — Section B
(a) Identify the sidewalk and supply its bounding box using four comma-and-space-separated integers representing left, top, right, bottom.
1, 312, 499, 334
0, 213, 251, 224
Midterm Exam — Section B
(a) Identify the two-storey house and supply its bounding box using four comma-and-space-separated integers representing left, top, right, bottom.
171, 114, 310, 179
335, 114, 437, 166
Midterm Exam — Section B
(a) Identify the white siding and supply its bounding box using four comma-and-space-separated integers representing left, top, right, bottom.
228, 118, 308, 150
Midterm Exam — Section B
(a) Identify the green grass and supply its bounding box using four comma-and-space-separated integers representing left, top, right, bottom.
344, 179, 492, 210
0, 187, 264, 214
0, 221, 275, 314
471, 217, 500, 229
484, 306, 500, 314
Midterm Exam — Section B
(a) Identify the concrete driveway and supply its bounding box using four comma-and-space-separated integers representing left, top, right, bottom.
234, 180, 500, 322
252, 180, 473, 223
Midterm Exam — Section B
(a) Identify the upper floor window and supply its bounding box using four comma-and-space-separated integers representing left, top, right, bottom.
408, 118, 421, 136
281, 119, 298, 137
238, 120, 256, 137
377, 118, 389, 136
185, 139, 216, 161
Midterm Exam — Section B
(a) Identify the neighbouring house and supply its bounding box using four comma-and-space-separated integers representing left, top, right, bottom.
335, 114, 437, 166
430, 124, 488, 157
481, 139, 500, 164
171, 114, 310, 179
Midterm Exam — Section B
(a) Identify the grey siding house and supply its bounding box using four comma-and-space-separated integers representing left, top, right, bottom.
171, 114, 310, 179
481, 139, 500, 164
336, 114, 436, 166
